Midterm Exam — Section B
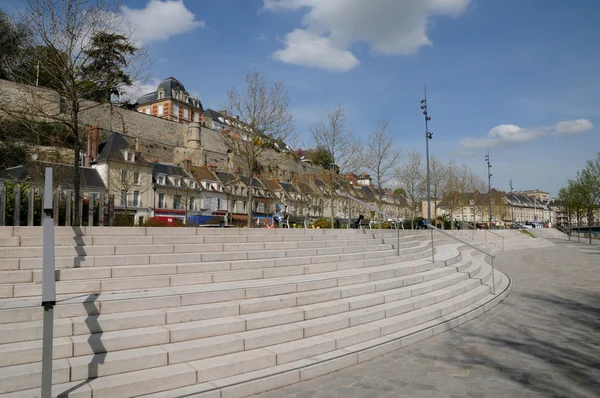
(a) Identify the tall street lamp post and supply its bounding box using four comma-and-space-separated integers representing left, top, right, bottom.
421, 88, 434, 262
509, 178, 514, 225
485, 150, 493, 229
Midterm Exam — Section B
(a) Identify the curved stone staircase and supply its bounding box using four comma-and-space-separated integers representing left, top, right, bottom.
0, 227, 511, 398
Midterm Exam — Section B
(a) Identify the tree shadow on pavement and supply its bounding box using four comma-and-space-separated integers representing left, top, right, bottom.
437, 291, 600, 398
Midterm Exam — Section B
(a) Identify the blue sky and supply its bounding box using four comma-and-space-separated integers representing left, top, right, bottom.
2, 0, 598, 196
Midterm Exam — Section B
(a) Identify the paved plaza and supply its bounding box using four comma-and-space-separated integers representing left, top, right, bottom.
251, 238, 600, 398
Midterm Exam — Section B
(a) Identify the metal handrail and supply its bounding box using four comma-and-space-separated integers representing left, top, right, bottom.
486, 229, 505, 251
343, 194, 403, 227
344, 194, 404, 257
427, 224, 496, 294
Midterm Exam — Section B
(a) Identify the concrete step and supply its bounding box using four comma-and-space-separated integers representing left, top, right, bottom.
0, 234, 405, 259
0, 240, 442, 299
0, 245, 458, 326
0, 255, 479, 369
0, 241, 406, 270
0, 269, 491, 389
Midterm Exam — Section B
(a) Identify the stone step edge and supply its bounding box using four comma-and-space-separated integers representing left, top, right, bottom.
2, 270, 510, 398
0, 245, 454, 314
0, 272, 496, 390
134, 269, 512, 398
0, 258, 488, 372
0, 243, 430, 297
0, 235, 408, 259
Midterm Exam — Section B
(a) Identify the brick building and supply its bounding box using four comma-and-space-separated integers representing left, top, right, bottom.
135, 77, 204, 124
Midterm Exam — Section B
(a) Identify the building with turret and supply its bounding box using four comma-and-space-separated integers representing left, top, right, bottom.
135, 77, 204, 124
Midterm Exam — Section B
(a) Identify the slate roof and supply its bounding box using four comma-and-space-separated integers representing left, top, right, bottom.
136, 77, 203, 110
94, 132, 149, 166
191, 166, 219, 182
204, 109, 225, 121
0, 162, 107, 191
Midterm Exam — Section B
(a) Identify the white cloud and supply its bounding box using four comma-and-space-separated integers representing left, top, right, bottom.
553, 119, 594, 136
118, 77, 162, 103
273, 29, 359, 71
264, 0, 471, 71
122, 0, 203, 43
460, 119, 594, 151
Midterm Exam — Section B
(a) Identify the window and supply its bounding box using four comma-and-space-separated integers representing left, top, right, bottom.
133, 172, 140, 185
174, 178, 181, 187
157, 90, 164, 99
145, 109, 150, 115
120, 190, 126, 206
189, 197, 195, 211
173, 104, 179, 115
217, 198, 222, 211
158, 105, 164, 115
133, 191, 140, 207
120, 169, 127, 183
158, 175, 165, 185
174, 195, 182, 209
183, 109, 189, 120
193, 113, 199, 122
158, 193, 165, 208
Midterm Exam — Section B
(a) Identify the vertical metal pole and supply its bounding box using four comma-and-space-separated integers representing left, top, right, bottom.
65, 191, 72, 227
347, 197, 350, 229
13, 185, 21, 226
0, 184, 5, 226
396, 221, 400, 256
422, 87, 435, 262
98, 194, 105, 226
486, 149, 492, 229
490, 256, 496, 294
41, 168, 56, 398
53, 190, 60, 226
28, 188, 35, 226
88, 193, 95, 227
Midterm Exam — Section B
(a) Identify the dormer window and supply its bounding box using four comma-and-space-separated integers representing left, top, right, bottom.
157, 175, 165, 185
158, 90, 165, 99
174, 178, 181, 187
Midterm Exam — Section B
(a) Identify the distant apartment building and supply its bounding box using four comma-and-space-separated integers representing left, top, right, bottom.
520, 189, 549, 203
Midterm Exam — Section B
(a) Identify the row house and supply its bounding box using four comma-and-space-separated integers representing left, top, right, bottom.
150, 160, 203, 223
91, 132, 153, 225
504, 192, 551, 224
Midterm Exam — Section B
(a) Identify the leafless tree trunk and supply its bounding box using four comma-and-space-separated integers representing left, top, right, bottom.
360, 120, 400, 220
310, 105, 359, 228
428, 156, 448, 227
0, 0, 148, 225
394, 151, 424, 229
222, 69, 295, 227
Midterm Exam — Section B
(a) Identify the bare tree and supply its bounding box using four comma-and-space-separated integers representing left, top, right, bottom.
109, 162, 148, 216
310, 105, 359, 228
441, 161, 468, 229
222, 69, 295, 227
428, 156, 448, 225
360, 120, 401, 219
394, 151, 424, 229
0, 0, 147, 225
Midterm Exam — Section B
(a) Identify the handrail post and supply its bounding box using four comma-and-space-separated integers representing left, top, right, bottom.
396, 223, 400, 256
491, 256, 496, 294
429, 225, 435, 262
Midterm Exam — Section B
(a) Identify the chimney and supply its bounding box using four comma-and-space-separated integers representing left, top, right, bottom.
235, 115, 240, 120
89, 126, 100, 159
182, 158, 192, 172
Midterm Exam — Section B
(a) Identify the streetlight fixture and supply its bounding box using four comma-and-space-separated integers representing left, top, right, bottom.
509, 177, 514, 226
485, 149, 493, 229
421, 88, 434, 262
